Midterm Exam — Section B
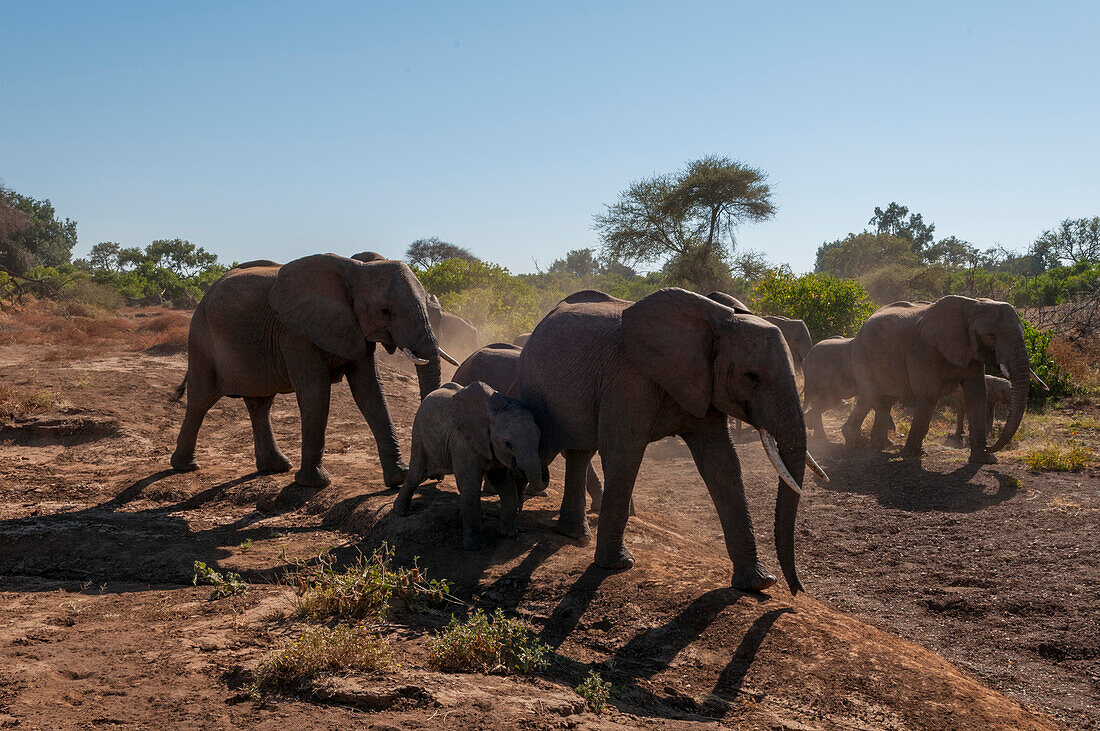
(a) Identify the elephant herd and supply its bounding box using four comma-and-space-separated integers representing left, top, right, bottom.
171, 252, 1042, 595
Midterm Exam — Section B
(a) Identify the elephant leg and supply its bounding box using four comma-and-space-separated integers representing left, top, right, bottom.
346, 360, 407, 488
292, 378, 332, 487
681, 424, 775, 592
842, 396, 873, 448
592, 444, 647, 571
587, 462, 635, 516
244, 396, 292, 474
455, 461, 488, 550
557, 450, 595, 545
393, 434, 429, 515
171, 372, 219, 472
486, 467, 520, 538
900, 398, 936, 458
963, 374, 996, 464
868, 398, 896, 449
953, 388, 966, 439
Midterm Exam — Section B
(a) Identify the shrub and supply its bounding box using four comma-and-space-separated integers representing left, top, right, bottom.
289, 544, 451, 622
1023, 320, 1074, 404
193, 560, 247, 599
0, 384, 57, 424
427, 608, 549, 674
752, 269, 876, 339
576, 669, 612, 714
252, 624, 392, 692
1021, 442, 1092, 472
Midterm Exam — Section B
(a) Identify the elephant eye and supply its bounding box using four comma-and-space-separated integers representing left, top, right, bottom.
381, 307, 392, 317
504, 440, 513, 449
745, 372, 760, 384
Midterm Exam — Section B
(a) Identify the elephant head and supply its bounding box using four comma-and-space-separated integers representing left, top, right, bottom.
705, 293, 812, 363
269, 253, 449, 398
917, 295, 1032, 452
453, 381, 545, 494
623, 288, 813, 593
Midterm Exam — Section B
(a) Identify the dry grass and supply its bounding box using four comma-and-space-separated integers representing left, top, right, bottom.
252, 624, 392, 692
1021, 442, 1094, 472
0, 383, 58, 424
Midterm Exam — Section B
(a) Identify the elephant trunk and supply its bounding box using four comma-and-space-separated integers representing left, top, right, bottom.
518, 452, 546, 494
988, 341, 1030, 453
765, 400, 807, 595
411, 333, 442, 400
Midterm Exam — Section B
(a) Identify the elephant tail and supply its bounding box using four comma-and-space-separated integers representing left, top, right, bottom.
170, 374, 187, 402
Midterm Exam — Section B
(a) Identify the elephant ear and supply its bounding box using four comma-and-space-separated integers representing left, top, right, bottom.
917, 296, 978, 368
453, 381, 494, 459
269, 254, 367, 362
622, 288, 719, 419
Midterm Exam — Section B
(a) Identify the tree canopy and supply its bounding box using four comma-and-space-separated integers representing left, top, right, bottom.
593, 155, 775, 290
0, 186, 77, 274
868, 202, 935, 259
406, 237, 480, 269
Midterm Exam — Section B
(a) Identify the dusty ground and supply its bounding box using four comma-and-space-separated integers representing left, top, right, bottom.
0, 308, 1096, 729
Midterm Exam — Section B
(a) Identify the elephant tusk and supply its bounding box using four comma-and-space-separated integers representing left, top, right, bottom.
805, 451, 829, 483
999, 363, 1011, 379
759, 431, 802, 495
402, 348, 430, 366
438, 347, 461, 367
1030, 369, 1049, 391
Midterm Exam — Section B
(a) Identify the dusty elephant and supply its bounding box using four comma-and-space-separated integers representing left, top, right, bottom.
426, 294, 479, 362
394, 381, 545, 549
950, 374, 1013, 442
842, 295, 1044, 464
452, 343, 634, 515
801, 336, 899, 441
171, 254, 456, 488
517, 289, 827, 594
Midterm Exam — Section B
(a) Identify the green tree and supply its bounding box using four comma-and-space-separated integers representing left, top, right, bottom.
814, 232, 915, 278
0, 186, 77, 273
594, 155, 775, 290
406, 237, 480, 269
87, 242, 124, 273
1033, 217, 1100, 266
145, 238, 218, 277
869, 202, 935, 258
753, 269, 876, 339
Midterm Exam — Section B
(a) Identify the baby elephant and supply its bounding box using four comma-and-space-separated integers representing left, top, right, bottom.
951, 375, 1012, 441
394, 381, 545, 549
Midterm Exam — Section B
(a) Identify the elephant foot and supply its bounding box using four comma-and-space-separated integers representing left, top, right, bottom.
382, 461, 409, 489
732, 563, 777, 592
524, 484, 548, 497
555, 515, 593, 545
868, 435, 895, 450
462, 529, 489, 551
899, 446, 925, 460
588, 493, 602, 514
594, 544, 635, 571
294, 465, 332, 488
393, 494, 413, 516
969, 450, 998, 465
841, 427, 867, 449
256, 452, 292, 474
171, 452, 199, 472
494, 515, 518, 538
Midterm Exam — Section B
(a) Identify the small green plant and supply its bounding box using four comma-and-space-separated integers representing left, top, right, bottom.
1021, 441, 1092, 472
289, 543, 451, 621
239, 538, 254, 550
193, 560, 247, 599
576, 669, 612, 714
252, 624, 391, 692
428, 608, 549, 674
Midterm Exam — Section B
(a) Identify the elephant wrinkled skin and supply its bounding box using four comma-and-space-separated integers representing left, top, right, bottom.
171, 254, 442, 488
517, 288, 811, 594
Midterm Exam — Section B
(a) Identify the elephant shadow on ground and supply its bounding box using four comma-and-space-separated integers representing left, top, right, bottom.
809, 441, 1020, 513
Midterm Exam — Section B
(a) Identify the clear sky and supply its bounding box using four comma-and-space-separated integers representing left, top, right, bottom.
2, 2, 1097, 273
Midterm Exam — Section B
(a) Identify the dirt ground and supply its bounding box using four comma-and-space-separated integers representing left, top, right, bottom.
0, 310, 1097, 729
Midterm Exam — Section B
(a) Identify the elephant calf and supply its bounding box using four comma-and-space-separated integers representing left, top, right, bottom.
394, 381, 546, 550
951, 375, 1012, 441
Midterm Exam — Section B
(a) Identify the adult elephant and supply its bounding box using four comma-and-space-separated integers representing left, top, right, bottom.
426, 294, 479, 362
513, 332, 531, 347
517, 289, 826, 594
842, 295, 1034, 464
706, 293, 812, 363
171, 254, 459, 488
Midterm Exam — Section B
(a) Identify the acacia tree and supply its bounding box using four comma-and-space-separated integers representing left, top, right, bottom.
593, 155, 775, 291
406, 237, 480, 269
1033, 217, 1100, 266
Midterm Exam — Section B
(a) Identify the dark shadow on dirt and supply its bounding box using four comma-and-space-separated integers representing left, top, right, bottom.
810, 442, 1018, 512
538, 564, 615, 650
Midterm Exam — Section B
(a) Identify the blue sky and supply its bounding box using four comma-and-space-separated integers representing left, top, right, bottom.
2, 2, 1097, 273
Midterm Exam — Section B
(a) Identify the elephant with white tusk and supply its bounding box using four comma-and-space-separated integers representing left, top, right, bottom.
171, 254, 445, 488
842, 295, 1035, 464
517, 288, 819, 595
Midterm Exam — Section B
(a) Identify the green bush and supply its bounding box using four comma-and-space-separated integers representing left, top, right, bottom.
1022, 320, 1074, 404
416, 259, 542, 342
252, 624, 392, 692
751, 269, 876, 339
576, 669, 612, 714
193, 560, 246, 599
427, 608, 549, 674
